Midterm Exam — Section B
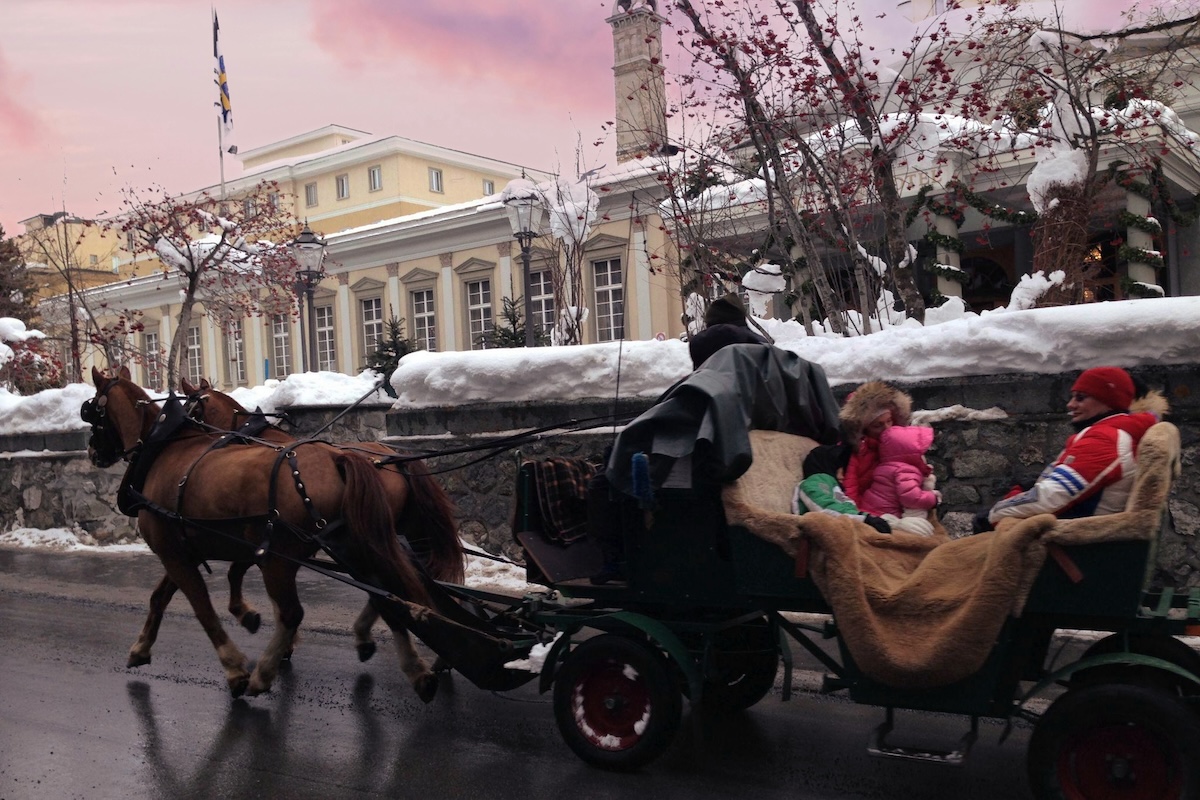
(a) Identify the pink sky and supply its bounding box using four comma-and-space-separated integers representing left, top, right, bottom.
0, 0, 1140, 235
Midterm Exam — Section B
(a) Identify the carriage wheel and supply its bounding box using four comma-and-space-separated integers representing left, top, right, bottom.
700, 648, 779, 713
1072, 633, 1200, 697
553, 634, 682, 772
692, 622, 780, 713
1027, 683, 1200, 800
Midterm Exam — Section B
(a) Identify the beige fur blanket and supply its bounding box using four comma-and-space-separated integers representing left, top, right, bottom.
722, 425, 1179, 689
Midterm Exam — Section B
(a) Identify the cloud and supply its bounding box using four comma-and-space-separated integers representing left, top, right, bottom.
308, 0, 616, 113
0, 46, 51, 150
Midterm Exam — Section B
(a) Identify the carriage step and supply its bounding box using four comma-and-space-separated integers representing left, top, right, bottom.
867, 709, 977, 766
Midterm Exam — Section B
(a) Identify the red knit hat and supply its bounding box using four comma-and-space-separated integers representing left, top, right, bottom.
1072, 367, 1134, 411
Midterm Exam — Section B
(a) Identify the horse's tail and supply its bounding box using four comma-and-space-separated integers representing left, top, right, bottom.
398, 459, 465, 584
337, 452, 431, 605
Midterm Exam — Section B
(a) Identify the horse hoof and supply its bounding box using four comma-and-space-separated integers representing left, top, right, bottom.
357, 642, 377, 663
241, 612, 262, 634
414, 673, 439, 704
230, 675, 250, 699
127, 652, 151, 668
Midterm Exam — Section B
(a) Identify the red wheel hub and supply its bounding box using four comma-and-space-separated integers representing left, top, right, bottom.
570, 660, 652, 751
1058, 722, 1182, 799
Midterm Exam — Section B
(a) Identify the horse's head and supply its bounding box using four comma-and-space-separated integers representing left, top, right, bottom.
83, 365, 154, 468
180, 377, 249, 431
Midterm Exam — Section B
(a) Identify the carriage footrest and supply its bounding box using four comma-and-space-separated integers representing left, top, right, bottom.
867, 709, 977, 766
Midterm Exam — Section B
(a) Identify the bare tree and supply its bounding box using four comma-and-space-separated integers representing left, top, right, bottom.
538, 174, 602, 345
18, 213, 122, 381
668, 0, 996, 329
114, 182, 300, 387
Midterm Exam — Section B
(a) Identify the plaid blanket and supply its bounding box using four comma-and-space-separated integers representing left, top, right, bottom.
533, 457, 599, 545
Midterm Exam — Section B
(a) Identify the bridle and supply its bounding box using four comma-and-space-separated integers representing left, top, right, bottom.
82, 375, 150, 465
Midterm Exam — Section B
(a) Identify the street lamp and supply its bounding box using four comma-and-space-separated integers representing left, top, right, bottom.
289, 222, 327, 373
502, 178, 545, 348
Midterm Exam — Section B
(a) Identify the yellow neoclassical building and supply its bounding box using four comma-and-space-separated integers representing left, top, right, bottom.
53, 2, 681, 392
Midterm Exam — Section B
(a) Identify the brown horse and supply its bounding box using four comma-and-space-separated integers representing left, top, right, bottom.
172, 377, 462, 667
83, 366, 435, 699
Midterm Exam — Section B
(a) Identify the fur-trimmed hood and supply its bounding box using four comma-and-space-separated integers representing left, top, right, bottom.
839, 380, 913, 446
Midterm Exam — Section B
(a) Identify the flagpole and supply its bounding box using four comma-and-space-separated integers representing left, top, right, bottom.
218, 116, 227, 201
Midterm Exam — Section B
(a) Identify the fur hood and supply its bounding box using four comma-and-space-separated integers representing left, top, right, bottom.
839, 380, 913, 446
1131, 388, 1170, 419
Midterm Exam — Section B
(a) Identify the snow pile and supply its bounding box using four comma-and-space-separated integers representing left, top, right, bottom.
0, 317, 45, 369
8, 297, 1200, 428
230, 369, 390, 414
742, 263, 786, 317
0, 382, 95, 434
390, 341, 690, 408
543, 176, 599, 245
0, 527, 146, 552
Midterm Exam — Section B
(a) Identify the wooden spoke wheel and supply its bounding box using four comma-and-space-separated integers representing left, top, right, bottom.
1028, 683, 1200, 799
553, 634, 682, 772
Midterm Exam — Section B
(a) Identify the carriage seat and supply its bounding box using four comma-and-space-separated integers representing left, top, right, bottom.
720, 423, 1181, 690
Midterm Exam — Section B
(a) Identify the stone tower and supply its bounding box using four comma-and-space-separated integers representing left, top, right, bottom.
607, 0, 668, 163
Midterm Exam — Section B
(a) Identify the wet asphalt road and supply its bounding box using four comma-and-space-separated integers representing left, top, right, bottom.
0, 547, 1034, 800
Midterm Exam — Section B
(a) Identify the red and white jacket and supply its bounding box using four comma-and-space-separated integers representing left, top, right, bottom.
988, 411, 1159, 524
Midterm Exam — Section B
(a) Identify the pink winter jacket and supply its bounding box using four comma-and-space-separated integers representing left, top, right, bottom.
858, 425, 938, 517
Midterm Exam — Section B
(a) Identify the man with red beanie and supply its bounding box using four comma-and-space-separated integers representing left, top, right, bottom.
987, 366, 1168, 525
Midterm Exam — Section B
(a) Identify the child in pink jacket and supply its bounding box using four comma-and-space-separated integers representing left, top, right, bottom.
858, 425, 941, 535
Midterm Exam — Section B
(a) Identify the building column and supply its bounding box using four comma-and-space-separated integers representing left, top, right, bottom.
386, 262, 402, 321
632, 228, 653, 339
439, 253, 457, 351
202, 314, 220, 385
496, 241, 515, 302
158, 305, 173, 364
247, 312, 265, 385
933, 213, 963, 299
291, 301, 304, 375
1124, 190, 1159, 287
337, 272, 353, 372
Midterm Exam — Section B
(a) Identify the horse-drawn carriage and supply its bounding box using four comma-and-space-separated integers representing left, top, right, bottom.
82, 348, 1200, 799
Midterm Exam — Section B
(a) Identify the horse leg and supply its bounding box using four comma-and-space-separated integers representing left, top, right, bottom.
226, 561, 262, 634
157, 556, 251, 698
392, 629, 438, 703
247, 559, 304, 696
127, 573, 178, 667
352, 602, 379, 662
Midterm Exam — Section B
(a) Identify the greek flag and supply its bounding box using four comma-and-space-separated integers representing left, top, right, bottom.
213, 10, 237, 155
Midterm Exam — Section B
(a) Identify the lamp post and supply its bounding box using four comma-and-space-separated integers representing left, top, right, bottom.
289, 223, 327, 373
502, 179, 545, 348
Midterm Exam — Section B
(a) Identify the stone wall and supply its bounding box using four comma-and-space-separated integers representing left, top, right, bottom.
0, 451, 130, 544
4, 365, 1198, 584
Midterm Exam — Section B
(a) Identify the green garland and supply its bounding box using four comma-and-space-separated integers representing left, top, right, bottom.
1117, 244, 1165, 269
928, 262, 968, 284
904, 185, 967, 229
1109, 163, 1200, 228
1120, 276, 1165, 299
926, 196, 966, 227
904, 186, 936, 228
945, 179, 1039, 226
1117, 210, 1163, 236
924, 230, 965, 254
